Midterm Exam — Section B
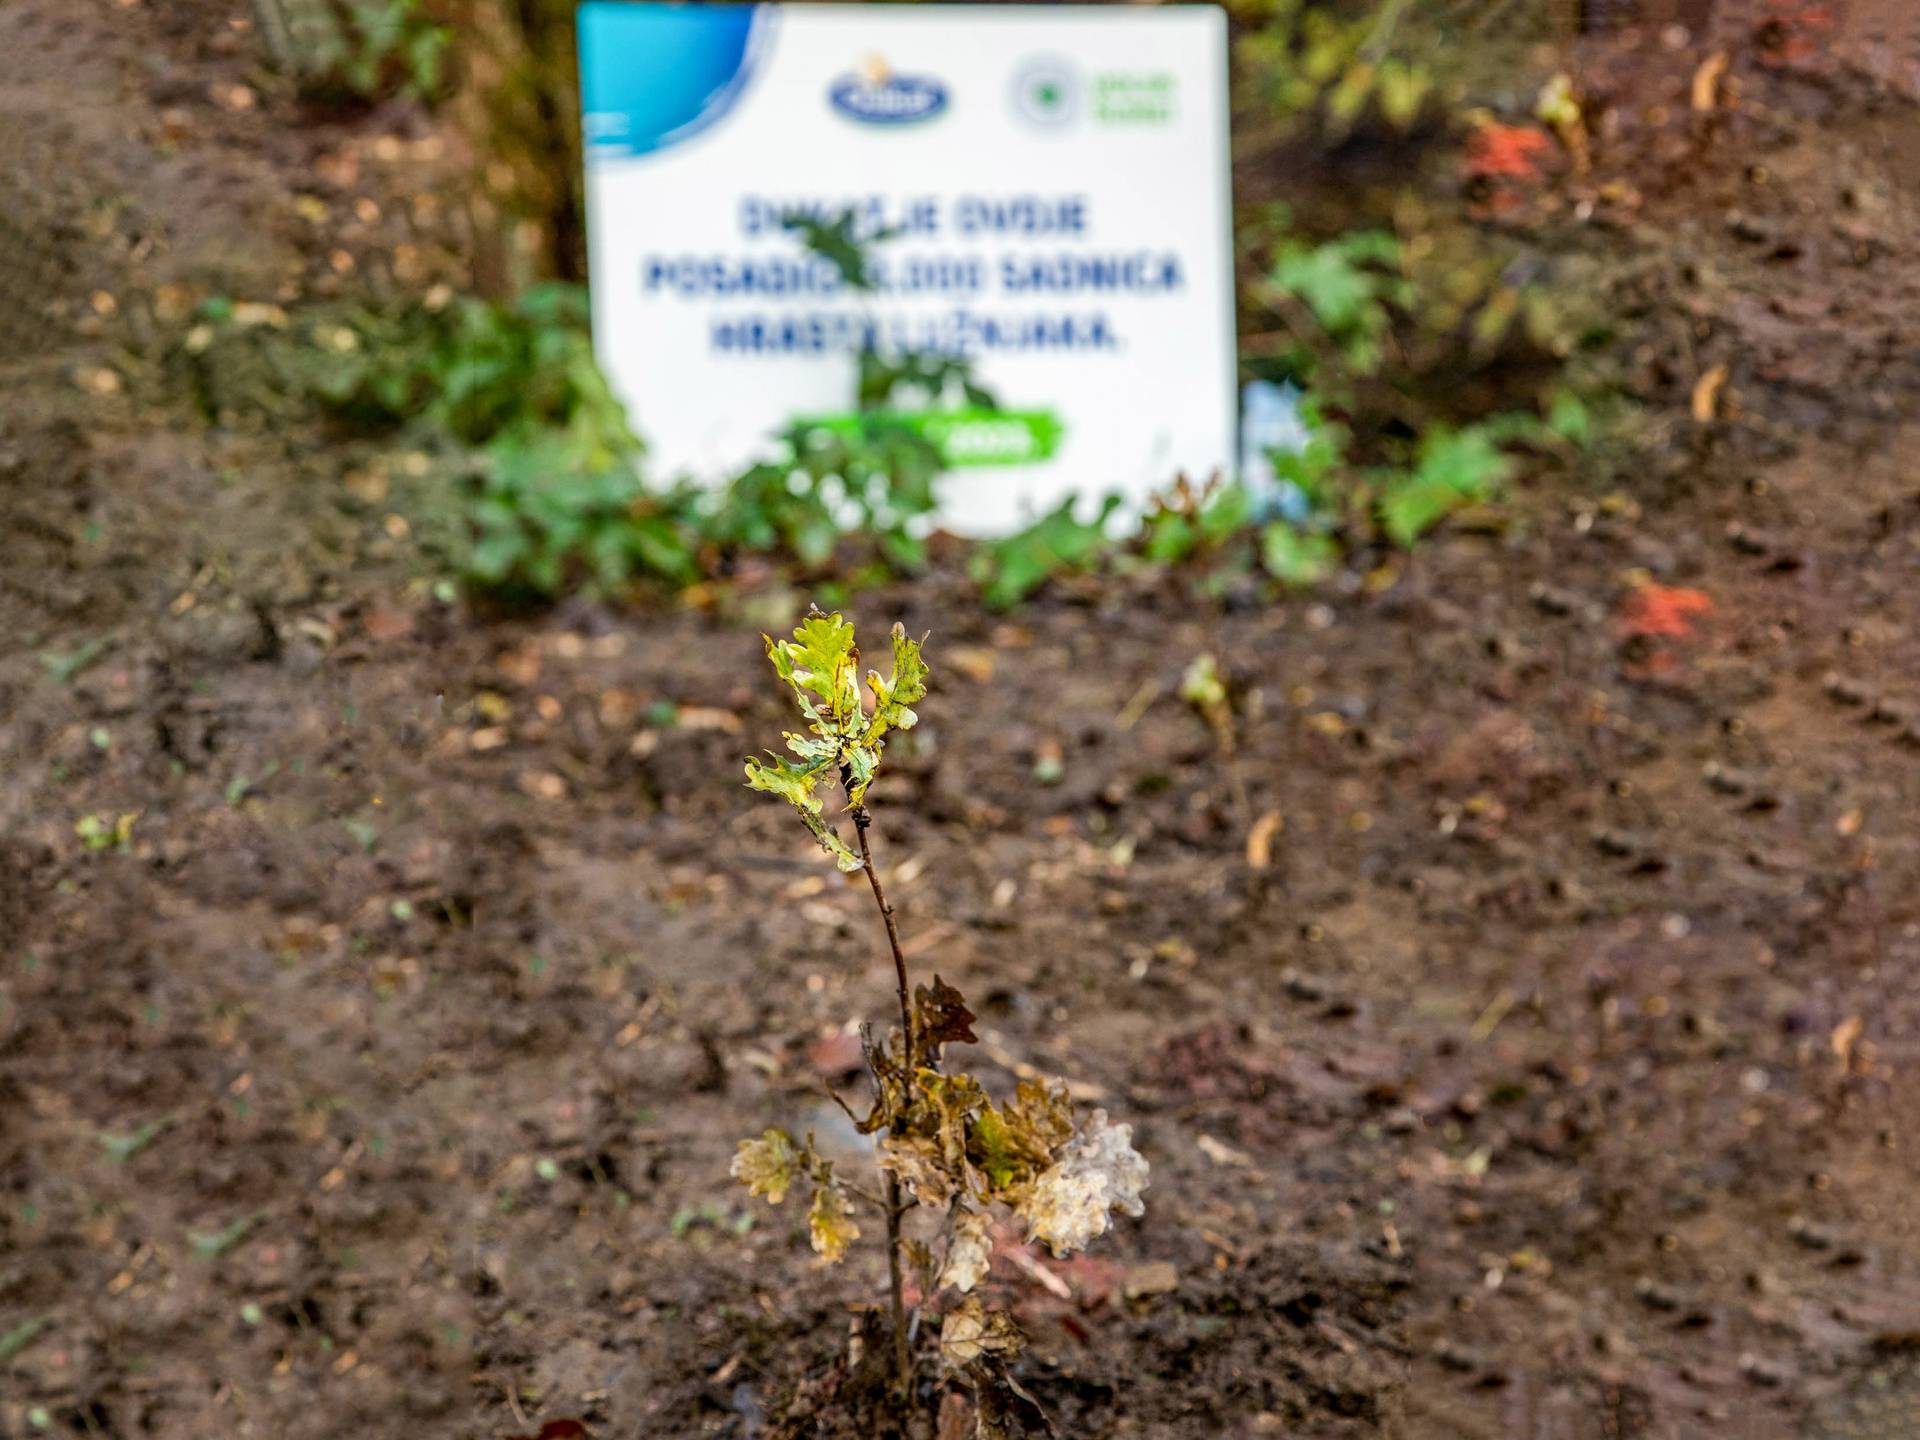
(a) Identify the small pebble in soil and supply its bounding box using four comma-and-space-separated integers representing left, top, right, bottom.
1869, 696, 1913, 727
1383, 1107, 1420, 1135
1280, 969, 1329, 1003
1634, 1278, 1682, 1311
1528, 582, 1579, 616
1788, 1217, 1838, 1251
1701, 761, 1756, 796
1824, 674, 1872, 706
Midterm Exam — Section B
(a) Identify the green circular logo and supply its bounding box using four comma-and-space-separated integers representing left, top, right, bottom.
1013, 59, 1078, 129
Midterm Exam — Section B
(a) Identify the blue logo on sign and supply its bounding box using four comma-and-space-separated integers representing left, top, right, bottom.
830, 67, 947, 125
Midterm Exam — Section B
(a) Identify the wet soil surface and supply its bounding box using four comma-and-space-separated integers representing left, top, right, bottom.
4, 3, 1920, 1438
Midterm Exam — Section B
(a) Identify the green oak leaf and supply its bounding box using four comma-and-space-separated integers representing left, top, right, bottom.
745, 613, 931, 863
743, 752, 859, 871
768, 611, 863, 728
865, 622, 929, 744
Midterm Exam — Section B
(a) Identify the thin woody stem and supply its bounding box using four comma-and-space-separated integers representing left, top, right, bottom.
853, 806, 914, 1062
884, 1173, 911, 1398
850, 802, 916, 1402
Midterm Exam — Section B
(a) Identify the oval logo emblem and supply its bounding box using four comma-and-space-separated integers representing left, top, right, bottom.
830, 72, 947, 125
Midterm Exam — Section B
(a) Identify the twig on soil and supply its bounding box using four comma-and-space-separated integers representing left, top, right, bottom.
1113, 678, 1163, 732
1002, 1245, 1072, 1300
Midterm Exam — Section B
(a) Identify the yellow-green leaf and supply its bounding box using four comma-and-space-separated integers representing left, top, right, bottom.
808, 1179, 860, 1262
865, 622, 929, 745
747, 613, 930, 854
768, 612, 861, 726
744, 753, 860, 870
731, 1129, 800, 1205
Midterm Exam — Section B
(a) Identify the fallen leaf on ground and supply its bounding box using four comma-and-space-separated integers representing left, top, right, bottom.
1692, 51, 1730, 111
1197, 1134, 1255, 1168
1831, 1015, 1862, 1070
1464, 123, 1554, 181
1621, 584, 1712, 640
362, 609, 415, 642
1245, 810, 1283, 869
1123, 1261, 1179, 1299
504, 1421, 588, 1440
1691, 364, 1729, 422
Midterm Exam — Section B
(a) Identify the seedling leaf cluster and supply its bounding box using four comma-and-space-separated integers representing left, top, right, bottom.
733, 614, 1149, 1426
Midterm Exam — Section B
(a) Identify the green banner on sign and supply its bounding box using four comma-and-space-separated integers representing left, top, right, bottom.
800, 409, 1066, 468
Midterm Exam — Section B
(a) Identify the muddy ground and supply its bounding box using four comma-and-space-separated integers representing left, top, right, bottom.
5, 2, 1920, 1438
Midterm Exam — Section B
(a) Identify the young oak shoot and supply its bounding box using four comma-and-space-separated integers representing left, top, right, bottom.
732, 612, 1150, 1424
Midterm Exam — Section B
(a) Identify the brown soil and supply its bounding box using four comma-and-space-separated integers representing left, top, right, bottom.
5, 3, 1920, 1439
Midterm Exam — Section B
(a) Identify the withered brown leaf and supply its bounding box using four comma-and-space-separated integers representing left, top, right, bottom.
913, 974, 978, 1064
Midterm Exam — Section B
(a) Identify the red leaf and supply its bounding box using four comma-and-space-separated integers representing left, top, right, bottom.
1621, 584, 1712, 640
1464, 124, 1554, 182
505, 1420, 588, 1440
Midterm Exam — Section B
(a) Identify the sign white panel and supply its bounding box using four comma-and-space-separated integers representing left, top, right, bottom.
579, 2, 1236, 534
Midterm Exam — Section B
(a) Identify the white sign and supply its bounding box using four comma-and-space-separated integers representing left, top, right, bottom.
578, 2, 1236, 535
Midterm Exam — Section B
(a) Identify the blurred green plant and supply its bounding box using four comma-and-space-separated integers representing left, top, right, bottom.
715, 420, 943, 574
1255, 221, 1591, 402
199, 210, 997, 603
307, 283, 621, 445
461, 435, 697, 596
1265, 229, 1407, 377
972, 386, 1576, 608
292, 283, 698, 598
257, 0, 450, 103
970, 496, 1122, 609
1235, 0, 1436, 145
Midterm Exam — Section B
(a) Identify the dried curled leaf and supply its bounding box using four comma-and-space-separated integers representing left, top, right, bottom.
969, 1078, 1073, 1198
912, 974, 978, 1064
917, 1070, 989, 1173
878, 1067, 1075, 1212
744, 613, 931, 863
879, 1133, 957, 1209
940, 1296, 1025, 1367
808, 1179, 861, 1263
940, 1208, 993, 1294
853, 1029, 911, 1135
1004, 1078, 1075, 1157
1018, 1110, 1150, 1257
